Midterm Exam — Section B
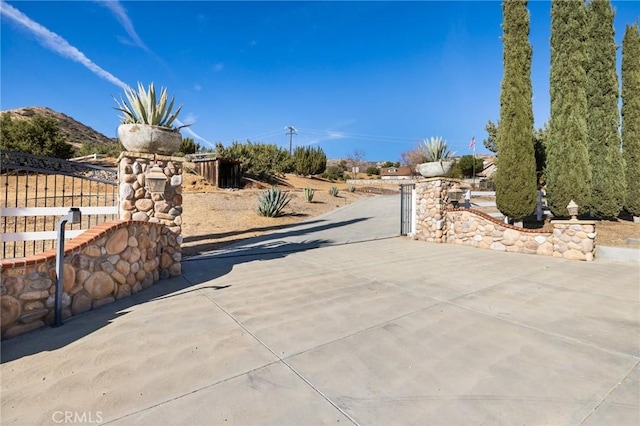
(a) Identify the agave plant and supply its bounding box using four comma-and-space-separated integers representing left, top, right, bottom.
420, 136, 455, 162
257, 186, 291, 217
303, 187, 315, 202
114, 82, 187, 129
328, 186, 339, 197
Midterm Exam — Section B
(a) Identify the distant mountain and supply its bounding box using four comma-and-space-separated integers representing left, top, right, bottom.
1, 106, 118, 150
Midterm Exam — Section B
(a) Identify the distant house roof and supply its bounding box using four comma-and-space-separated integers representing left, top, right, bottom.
477, 157, 496, 178
380, 167, 413, 177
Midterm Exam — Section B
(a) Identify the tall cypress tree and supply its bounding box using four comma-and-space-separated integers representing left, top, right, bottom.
495, 0, 537, 222
622, 23, 640, 217
585, 0, 625, 218
547, 0, 591, 216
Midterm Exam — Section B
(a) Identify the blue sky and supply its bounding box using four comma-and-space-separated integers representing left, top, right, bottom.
1, 1, 638, 162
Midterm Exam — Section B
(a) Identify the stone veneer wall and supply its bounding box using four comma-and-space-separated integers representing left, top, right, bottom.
414, 179, 597, 261
0, 221, 181, 340
415, 178, 457, 243
118, 152, 183, 234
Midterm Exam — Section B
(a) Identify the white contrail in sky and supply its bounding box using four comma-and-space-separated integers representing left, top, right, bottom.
0, 0, 129, 90
94, 0, 148, 51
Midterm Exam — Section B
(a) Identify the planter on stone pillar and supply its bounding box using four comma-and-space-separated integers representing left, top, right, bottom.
114, 82, 189, 155
415, 136, 456, 178
117, 124, 181, 156
416, 160, 455, 178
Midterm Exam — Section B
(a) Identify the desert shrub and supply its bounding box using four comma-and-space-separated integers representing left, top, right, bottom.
293, 146, 327, 176
179, 137, 200, 155
380, 161, 400, 168
303, 187, 315, 202
257, 187, 291, 217
216, 140, 293, 180
76, 141, 122, 157
329, 186, 339, 197
365, 167, 380, 176
450, 162, 463, 179
0, 113, 74, 158
458, 155, 484, 177
322, 166, 344, 181
348, 185, 356, 193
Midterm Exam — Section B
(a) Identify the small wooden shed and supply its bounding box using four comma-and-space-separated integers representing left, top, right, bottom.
193, 157, 242, 188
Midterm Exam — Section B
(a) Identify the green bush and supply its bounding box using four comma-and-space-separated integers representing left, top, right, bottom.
365, 167, 380, 176
293, 146, 327, 176
179, 137, 200, 155
0, 113, 74, 158
322, 166, 344, 181
329, 186, 339, 197
216, 140, 293, 180
76, 141, 122, 157
257, 187, 291, 217
450, 162, 463, 180
457, 155, 484, 177
303, 187, 315, 202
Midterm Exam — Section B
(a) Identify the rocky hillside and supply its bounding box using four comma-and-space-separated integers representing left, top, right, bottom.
1, 106, 118, 150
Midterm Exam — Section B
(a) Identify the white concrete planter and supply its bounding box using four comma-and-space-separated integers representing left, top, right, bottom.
117, 124, 181, 155
416, 160, 454, 178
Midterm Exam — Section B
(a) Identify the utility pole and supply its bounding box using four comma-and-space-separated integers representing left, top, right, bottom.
285, 126, 297, 155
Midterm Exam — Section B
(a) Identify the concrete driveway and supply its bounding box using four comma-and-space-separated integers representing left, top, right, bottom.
1, 195, 638, 425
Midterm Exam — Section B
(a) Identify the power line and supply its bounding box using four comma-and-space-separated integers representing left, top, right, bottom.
244, 129, 285, 141
228, 126, 480, 150
296, 128, 419, 144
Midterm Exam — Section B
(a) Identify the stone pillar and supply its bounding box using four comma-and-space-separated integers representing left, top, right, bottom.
551, 220, 597, 261
414, 178, 459, 243
117, 152, 183, 235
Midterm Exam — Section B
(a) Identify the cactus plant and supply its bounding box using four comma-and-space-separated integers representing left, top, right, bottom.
419, 136, 454, 162
303, 187, 315, 202
329, 186, 339, 197
114, 82, 188, 129
257, 186, 291, 217
348, 185, 356, 193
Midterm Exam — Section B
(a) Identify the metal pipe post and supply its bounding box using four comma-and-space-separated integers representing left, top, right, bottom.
54, 208, 81, 327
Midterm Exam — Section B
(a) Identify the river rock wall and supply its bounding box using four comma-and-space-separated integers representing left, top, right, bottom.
0, 221, 181, 340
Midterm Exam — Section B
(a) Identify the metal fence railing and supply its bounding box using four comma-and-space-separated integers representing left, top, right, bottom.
1, 151, 118, 258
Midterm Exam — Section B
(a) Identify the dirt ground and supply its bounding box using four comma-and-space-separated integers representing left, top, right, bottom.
180, 173, 640, 257
180, 174, 387, 256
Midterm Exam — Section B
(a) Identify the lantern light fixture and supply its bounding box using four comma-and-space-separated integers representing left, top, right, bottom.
567, 199, 579, 221
146, 164, 167, 195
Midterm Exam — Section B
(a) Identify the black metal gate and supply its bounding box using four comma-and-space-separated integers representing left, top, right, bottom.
400, 183, 414, 236
1, 151, 118, 258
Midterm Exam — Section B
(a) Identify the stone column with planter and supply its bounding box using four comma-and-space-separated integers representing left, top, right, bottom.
414, 178, 458, 243
118, 152, 183, 236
